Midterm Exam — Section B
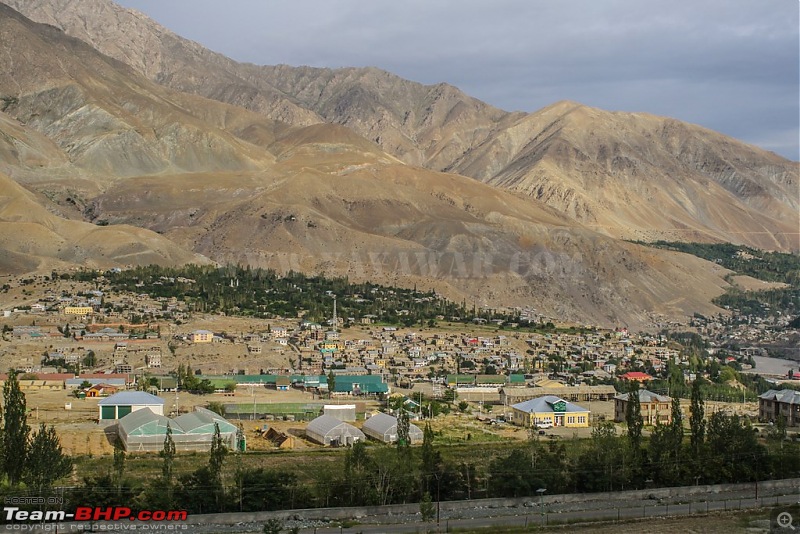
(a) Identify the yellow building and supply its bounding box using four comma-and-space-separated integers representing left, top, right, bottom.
511, 395, 590, 428
189, 330, 213, 343
64, 306, 93, 316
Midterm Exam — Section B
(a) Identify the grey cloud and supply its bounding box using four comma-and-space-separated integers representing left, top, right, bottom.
117, 0, 798, 160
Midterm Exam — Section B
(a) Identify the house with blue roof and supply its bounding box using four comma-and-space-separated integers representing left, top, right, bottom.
510, 395, 590, 428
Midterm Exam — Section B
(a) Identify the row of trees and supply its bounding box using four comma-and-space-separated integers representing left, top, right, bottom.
3, 376, 797, 515
0, 371, 73, 494
65, 384, 799, 515
64, 264, 579, 330
68, 412, 476, 514
488, 381, 796, 497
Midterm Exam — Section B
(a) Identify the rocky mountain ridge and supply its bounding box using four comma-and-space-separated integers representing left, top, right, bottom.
0, 2, 793, 328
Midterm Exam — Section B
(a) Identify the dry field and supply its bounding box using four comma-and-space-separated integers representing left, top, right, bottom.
23, 385, 362, 456
538, 510, 771, 534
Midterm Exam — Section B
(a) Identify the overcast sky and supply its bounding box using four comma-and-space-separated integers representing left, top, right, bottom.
116, 0, 799, 160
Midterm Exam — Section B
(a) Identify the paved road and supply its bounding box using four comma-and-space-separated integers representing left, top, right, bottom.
298, 494, 800, 534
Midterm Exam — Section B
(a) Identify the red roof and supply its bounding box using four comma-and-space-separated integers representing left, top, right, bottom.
620, 372, 653, 381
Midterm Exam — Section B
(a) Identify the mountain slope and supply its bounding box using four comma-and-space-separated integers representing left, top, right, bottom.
453, 101, 799, 250
7, 0, 796, 252
0, 2, 762, 328
0, 2, 278, 180
0, 172, 210, 273
87, 123, 734, 327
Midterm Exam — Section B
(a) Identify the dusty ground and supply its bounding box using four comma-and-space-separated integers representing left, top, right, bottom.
730, 275, 789, 292
538, 510, 771, 534
22, 385, 761, 457
22, 386, 374, 455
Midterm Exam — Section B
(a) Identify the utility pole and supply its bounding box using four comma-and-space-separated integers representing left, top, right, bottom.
332, 294, 337, 333
536, 488, 547, 526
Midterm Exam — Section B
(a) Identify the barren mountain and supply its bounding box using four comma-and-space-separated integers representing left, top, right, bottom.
6, 0, 797, 252
454, 101, 799, 251
0, 2, 278, 181
0, 2, 771, 328
0, 172, 209, 274
88, 123, 734, 326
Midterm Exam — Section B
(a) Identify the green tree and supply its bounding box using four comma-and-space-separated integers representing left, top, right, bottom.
648, 397, 685, 486
112, 435, 126, 495
209, 422, 228, 509
420, 422, 444, 495
83, 351, 97, 368
575, 421, 631, 492
625, 382, 643, 452
161, 424, 176, 487
23, 423, 73, 495
487, 448, 543, 497
420, 491, 435, 522
3, 370, 29, 485
397, 410, 410, 449
141, 422, 177, 510
420, 423, 437, 475
690, 380, 705, 455
704, 412, 767, 483
342, 440, 377, 506
327, 371, 336, 398
262, 518, 283, 534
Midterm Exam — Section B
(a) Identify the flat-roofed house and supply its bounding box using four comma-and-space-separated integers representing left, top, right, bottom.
189, 330, 213, 343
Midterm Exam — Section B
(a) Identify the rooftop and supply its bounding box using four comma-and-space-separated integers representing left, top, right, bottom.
615, 389, 671, 403
512, 395, 589, 414
98, 391, 165, 406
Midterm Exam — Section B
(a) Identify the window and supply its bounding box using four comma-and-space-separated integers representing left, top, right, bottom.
578, 416, 586, 424
567, 416, 575, 424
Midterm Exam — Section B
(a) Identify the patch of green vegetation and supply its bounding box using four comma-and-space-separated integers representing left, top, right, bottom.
634, 241, 800, 285
634, 241, 800, 319
64, 264, 587, 330
1, 95, 18, 112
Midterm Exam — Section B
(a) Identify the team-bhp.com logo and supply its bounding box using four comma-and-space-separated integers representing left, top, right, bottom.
4, 506, 187, 528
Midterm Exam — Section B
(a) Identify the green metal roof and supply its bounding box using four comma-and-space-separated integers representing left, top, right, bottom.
446, 374, 475, 385
332, 375, 388, 393
476, 375, 507, 384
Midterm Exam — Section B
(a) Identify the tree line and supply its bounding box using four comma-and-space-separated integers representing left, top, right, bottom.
64, 264, 574, 330
2, 376, 798, 515
0, 371, 73, 497
65, 383, 800, 514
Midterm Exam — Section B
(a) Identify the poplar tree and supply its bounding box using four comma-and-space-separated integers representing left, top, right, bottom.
161, 424, 176, 486
113, 436, 126, 495
690, 379, 705, 455
397, 410, 410, 449
2, 370, 29, 485
625, 382, 643, 453
209, 423, 227, 509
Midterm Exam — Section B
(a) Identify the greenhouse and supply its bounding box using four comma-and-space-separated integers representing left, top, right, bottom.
362, 412, 423, 444
117, 406, 239, 452
305, 414, 364, 446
